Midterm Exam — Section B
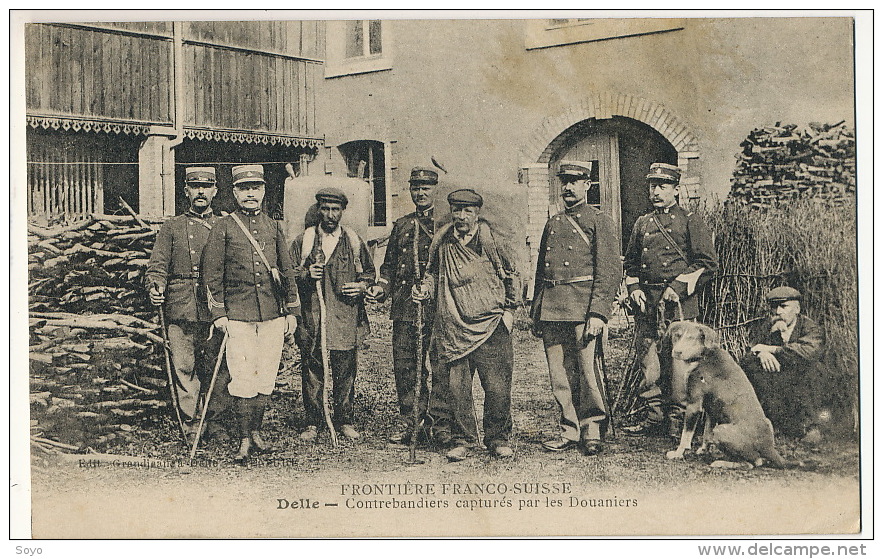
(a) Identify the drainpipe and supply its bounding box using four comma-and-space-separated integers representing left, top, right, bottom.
161, 21, 185, 213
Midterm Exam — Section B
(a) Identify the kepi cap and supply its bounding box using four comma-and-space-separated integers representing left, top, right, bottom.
646, 162, 682, 183
765, 286, 802, 304
232, 164, 265, 186
409, 167, 439, 185
185, 167, 216, 185
447, 188, 483, 208
315, 187, 349, 207
557, 160, 593, 181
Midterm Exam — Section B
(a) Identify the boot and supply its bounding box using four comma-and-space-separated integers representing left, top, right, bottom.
233, 397, 252, 463
250, 394, 272, 454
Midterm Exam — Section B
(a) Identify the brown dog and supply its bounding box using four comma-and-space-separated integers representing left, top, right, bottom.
660, 322, 795, 469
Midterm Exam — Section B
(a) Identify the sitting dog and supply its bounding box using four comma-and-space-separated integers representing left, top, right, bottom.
661, 322, 797, 469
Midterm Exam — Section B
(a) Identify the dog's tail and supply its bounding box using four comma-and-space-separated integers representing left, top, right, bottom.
764, 450, 807, 470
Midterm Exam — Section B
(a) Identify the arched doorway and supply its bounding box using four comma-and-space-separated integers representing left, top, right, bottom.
546, 117, 677, 251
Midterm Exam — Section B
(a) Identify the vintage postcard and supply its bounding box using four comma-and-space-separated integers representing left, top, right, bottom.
10, 9, 872, 542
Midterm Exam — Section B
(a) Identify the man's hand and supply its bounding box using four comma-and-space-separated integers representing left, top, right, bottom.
751, 343, 780, 355
285, 315, 298, 335
502, 310, 514, 333
662, 286, 680, 303
366, 285, 385, 302
341, 281, 367, 297
308, 263, 324, 280
630, 289, 647, 313
582, 316, 605, 346
411, 283, 430, 303
213, 316, 229, 333
149, 285, 165, 306
755, 350, 781, 373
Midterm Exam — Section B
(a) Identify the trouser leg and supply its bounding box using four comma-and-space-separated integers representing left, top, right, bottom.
471, 322, 514, 449
167, 322, 201, 422
427, 344, 453, 436
300, 343, 325, 428
197, 323, 232, 418
573, 323, 607, 440
542, 324, 581, 443
331, 349, 357, 425
447, 356, 479, 446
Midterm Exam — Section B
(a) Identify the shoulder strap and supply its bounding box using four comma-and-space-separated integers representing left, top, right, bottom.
563, 213, 594, 250
300, 226, 317, 266
649, 213, 690, 264
341, 226, 363, 274
478, 221, 506, 281
230, 213, 276, 274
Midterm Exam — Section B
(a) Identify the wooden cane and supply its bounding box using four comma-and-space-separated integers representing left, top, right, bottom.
189, 329, 229, 461
408, 220, 426, 464
315, 256, 339, 449
156, 299, 188, 445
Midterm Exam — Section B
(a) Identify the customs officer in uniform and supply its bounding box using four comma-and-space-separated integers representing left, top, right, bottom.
413, 189, 521, 461
530, 161, 621, 456
367, 167, 452, 446
292, 188, 376, 443
622, 162, 718, 438
202, 164, 300, 462
146, 167, 231, 437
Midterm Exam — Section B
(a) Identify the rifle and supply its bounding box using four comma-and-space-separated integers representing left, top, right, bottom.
189, 329, 229, 461
155, 288, 188, 446
314, 249, 339, 449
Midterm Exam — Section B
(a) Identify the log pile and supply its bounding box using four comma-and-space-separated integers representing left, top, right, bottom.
28, 214, 172, 450
729, 122, 856, 207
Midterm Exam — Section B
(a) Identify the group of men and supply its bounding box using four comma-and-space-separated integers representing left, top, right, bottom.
146, 159, 828, 464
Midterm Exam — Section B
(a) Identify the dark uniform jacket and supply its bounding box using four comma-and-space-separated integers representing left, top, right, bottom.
623, 205, 718, 311
531, 202, 621, 323
291, 226, 376, 352
145, 209, 218, 323
378, 207, 434, 322
201, 209, 300, 322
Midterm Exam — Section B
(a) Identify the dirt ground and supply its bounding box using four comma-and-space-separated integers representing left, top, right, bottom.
28, 305, 861, 538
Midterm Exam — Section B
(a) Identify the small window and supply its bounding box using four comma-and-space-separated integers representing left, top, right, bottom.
326, 20, 392, 78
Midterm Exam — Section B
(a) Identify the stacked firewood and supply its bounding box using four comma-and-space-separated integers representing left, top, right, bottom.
28, 214, 172, 450
729, 122, 856, 207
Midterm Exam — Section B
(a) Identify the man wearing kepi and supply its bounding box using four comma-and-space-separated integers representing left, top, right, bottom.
291, 188, 375, 443
622, 162, 718, 438
367, 167, 452, 446
146, 167, 231, 438
530, 161, 621, 456
201, 164, 300, 462
413, 188, 521, 461
741, 286, 827, 444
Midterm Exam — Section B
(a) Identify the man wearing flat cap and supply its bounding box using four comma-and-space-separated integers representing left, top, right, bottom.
147, 167, 232, 439
531, 161, 621, 456
201, 164, 300, 462
413, 188, 521, 461
741, 286, 827, 444
623, 162, 719, 439
367, 167, 452, 446
291, 187, 375, 443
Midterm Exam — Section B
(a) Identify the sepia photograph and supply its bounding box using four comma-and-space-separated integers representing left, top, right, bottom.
9, 9, 872, 543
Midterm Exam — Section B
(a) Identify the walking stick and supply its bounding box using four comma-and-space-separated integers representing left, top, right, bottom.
156, 296, 188, 445
408, 220, 426, 464
315, 251, 339, 449
189, 329, 229, 461
594, 326, 616, 438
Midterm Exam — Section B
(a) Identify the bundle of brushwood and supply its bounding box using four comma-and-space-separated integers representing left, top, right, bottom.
729, 121, 855, 207
28, 212, 173, 450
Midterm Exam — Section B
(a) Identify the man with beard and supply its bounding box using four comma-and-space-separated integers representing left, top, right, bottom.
741, 286, 827, 444
146, 167, 231, 439
292, 188, 376, 443
530, 161, 621, 456
202, 165, 300, 462
622, 162, 718, 439
367, 167, 452, 447
413, 189, 521, 461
